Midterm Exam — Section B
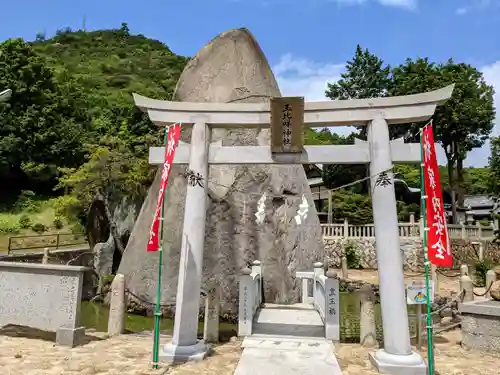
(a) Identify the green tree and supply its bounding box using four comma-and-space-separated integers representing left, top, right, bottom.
326, 44, 391, 101
0, 38, 90, 198
390, 58, 495, 216
488, 137, 500, 196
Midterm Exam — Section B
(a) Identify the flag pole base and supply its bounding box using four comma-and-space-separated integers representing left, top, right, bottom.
369, 349, 427, 375
159, 340, 212, 364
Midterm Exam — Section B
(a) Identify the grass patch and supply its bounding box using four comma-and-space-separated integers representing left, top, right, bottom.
0, 198, 81, 252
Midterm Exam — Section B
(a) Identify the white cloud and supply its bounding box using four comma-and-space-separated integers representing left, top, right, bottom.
455, 0, 496, 15
377, 0, 417, 10
273, 54, 354, 136
273, 54, 500, 167
334, 0, 417, 9
466, 60, 500, 167
273, 53, 344, 101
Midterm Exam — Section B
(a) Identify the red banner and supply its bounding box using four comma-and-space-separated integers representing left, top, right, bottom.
422, 124, 452, 267
147, 124, 181, 252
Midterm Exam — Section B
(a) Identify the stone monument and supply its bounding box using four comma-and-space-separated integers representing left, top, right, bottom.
118, 28, 324, 313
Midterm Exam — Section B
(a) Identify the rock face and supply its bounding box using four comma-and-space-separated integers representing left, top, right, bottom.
118, 28, 324, 315
489, 280, 500, 301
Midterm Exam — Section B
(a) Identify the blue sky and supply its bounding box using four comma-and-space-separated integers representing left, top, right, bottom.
1, 0, 499, 166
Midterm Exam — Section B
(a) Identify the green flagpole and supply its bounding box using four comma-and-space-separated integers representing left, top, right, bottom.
153, 126, 170, 369
420, 126, 435, 375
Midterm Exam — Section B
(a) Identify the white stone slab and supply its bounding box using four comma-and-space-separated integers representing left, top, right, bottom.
242, 335, 333, 354
253, 307, 324, 338
233, 346, 343, 375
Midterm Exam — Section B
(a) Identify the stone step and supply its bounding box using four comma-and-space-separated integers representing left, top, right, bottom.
242, 334, 333, 354
253, 307, 324, 338
262, 303, 316, 311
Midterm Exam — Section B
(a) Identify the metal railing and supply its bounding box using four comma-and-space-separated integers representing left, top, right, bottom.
7, 233, 88, 254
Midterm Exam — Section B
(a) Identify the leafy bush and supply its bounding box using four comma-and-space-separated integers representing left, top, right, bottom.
473, 260, 495, 287
344, 241, 362, 269
51, 195, 81, 222
14, 190, 41, 213
0, 218, 20, 234
71, 222, 85, 234
53, 216, 64, 229
18, 214, 32, 229
31, 223, 47, 233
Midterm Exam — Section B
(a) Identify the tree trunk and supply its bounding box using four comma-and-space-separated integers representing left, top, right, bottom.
456, 157, 465, 207
92, 192, 125, 254
446, 154, 457, 224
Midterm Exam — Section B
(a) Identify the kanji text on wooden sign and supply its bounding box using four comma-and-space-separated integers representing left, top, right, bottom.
270, 96, 304, 153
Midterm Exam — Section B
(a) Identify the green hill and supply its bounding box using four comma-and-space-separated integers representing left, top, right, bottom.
32, 23, 189, 137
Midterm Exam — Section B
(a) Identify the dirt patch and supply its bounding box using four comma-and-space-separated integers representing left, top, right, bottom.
337, 330, 500, 375
0, 332, 242, 375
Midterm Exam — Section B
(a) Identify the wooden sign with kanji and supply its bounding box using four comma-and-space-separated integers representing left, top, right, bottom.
270, 96, 304, 153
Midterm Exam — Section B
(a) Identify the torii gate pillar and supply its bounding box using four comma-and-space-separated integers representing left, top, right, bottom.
135, 84, 454, 373
367, 115, 426, 373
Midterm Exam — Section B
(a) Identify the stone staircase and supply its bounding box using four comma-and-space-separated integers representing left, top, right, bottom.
232, 262, 343, 375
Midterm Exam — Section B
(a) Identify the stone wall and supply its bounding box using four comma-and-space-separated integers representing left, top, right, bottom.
323, 238, 500, 270
0, 261, 90, 347
0, 247, 96, 299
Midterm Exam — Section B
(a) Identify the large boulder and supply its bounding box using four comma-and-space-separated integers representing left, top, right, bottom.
118, 28, 325, 315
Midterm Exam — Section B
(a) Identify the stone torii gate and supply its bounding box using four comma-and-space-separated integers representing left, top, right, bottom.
134, 84, 454, 374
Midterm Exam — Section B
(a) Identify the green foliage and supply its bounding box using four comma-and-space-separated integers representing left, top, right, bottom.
53, 216, 64, 229
390, 59, 495, 157
473, 260, 495, 287
330, 190, 373, 224
326, 45, 391, 101
0, 26, 188, 212
13, 190, 39, 212
390, 58, 495, 206
57, 131, 157, 220
0, 39, 90, 195
0, 217, 20, 234
70, 222, 85, 234
344, 241, 362, 269
18, 214, 32, 229
488, 137, 500, 196
31, 223, 46, 233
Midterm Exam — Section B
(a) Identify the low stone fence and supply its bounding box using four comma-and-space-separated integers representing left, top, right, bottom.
0, 261, 90, 347
323, 237, 500, 270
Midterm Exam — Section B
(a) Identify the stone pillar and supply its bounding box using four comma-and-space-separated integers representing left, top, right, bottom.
42, 248, 50, 264
238, 267, 254, 337
203, 282, 220, 343
301, 278, 309, 304
313, 262, 324, 303
108, 274, 126, 336
161, 122, 211, 362
367, 115, 426, 374
343, 219, 349, 238
431, 264, 439, 295
327, 193, 333, 225
359, 284, 377, 348
341, 255, 348, 280
486, 270, 495, 299
460, 264, 469, 277
460, 275, 474, 302
324, 269, 340, 341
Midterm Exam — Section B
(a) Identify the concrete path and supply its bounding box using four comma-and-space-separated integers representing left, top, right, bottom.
233, 335, 343, 375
